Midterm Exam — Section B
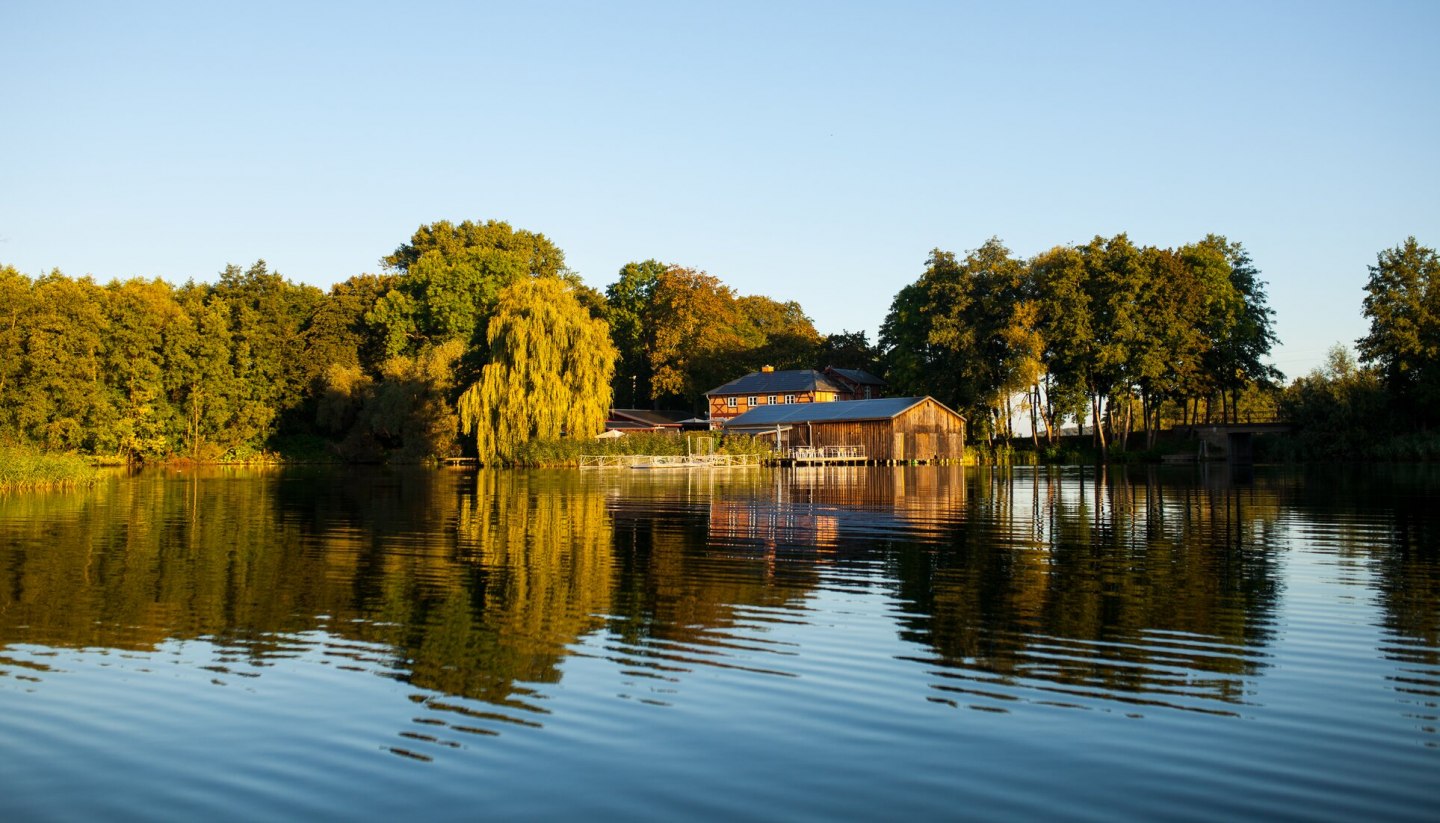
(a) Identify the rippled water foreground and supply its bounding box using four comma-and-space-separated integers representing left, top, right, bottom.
1, 465, 1436, 820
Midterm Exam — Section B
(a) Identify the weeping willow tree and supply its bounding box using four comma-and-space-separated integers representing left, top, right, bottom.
458, 277, 617, 464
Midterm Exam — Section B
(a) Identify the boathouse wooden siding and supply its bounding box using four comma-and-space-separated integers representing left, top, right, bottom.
723, 396, 966, 462
791, 398, 964, 462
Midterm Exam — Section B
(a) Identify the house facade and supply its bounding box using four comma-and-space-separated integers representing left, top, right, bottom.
705, 366, 887, 422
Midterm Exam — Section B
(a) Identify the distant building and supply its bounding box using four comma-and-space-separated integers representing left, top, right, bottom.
722, 396, 966, 462
705, 366, 885, 422
822, 367, 886, 400
604, 408, 692, 434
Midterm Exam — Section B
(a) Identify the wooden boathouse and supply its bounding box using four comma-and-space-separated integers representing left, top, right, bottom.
721, 396, 966, 463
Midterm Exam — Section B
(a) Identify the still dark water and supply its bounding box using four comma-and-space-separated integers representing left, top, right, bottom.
1, 465, 1436, 821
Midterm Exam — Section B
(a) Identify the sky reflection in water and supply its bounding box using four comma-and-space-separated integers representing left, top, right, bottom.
1, 465, 1436, 821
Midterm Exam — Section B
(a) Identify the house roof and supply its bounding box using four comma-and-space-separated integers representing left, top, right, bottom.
825, 367, 887, 387
705, 369, 845, 397
721, 396, 963, 429
609, 409, 688, 427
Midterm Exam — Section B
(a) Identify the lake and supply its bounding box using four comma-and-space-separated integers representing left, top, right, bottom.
1, 464, 1436, 821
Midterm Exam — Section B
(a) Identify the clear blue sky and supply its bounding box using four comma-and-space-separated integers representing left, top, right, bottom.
3, 0, 1436, 378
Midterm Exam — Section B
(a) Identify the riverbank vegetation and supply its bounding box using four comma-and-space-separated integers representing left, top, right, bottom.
1, 223, 1433, 465
1269, 238, 1440, 460
510, 432, 776, 468
0, 446, 102, 491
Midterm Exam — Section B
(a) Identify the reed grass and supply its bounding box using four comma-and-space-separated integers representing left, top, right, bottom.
0, 446, 103, 491
512, 431, 777, 467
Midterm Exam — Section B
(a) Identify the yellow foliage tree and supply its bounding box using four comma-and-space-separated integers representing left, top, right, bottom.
458, 277, 617, 464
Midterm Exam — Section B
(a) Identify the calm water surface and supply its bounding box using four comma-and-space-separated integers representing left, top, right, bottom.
0, 465, 1436, 821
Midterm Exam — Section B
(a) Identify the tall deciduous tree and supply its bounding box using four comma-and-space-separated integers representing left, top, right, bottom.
375, 220, 573, 355
103, 278, 190, 459
1032, 244, 1093, 441
459, 278, 617, 464
1357, 237, 1440, 426
1196, 235, 1280, 422
0, 267, 33, 431
880, 239, 1035, 439
730, 295, 823, 374
605, 259, 665, 408
818, 330, 882, 374
647, 266, 741, 406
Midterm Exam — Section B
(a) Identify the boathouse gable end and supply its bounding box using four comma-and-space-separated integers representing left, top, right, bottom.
721, 396, 966, 462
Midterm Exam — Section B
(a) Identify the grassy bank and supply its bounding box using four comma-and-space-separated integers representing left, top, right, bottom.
0, 446, 104, 491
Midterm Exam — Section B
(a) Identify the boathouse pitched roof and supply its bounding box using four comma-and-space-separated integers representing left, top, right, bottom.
721, 396, 962, 428
704, 369, 846, 397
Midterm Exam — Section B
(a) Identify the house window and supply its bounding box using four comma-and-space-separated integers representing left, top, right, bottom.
727, 397, 737, 408
785, 394, 796, 404
768, 395, 777, 405
748, 396, 757, 406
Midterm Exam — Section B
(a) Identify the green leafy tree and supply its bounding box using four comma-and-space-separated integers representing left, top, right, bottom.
880, 239, 1035, 440
647, 266, 742, 406
173, 286, 245, 459
302, 274, 397, 380
211, 261, 323, 439
1201, 236, 1281, 421
1032, 245, 1093, 441
1281, 345, 1392, 457
880, 271, 944, 404
730, 295, 823, 374
12, 273, 112, 451
365, 340, 464, 460
459, 277, 617, 464
605, 260, 665, 408
818, 330, 882, 374
102, 278, 189, 459
374, 220, 572, 355
1357, 237, 1440, 426
0, 266, 34, 439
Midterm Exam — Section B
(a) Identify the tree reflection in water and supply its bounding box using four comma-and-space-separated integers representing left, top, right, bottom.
1, 463, 1437, 736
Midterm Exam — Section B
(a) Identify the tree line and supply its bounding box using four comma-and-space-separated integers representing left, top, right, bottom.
0, 220, 853, 463
881, 234, 1279, 457
1280, 237, 1440, 459
1, 218, 1431, 463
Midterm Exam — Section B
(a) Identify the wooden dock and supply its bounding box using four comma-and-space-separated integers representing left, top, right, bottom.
578, 454, 761, 470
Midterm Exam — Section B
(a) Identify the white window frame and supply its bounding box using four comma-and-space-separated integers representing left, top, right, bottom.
727, 396, 737, 408
748, 395, 757, 406
785, 394, 796, 404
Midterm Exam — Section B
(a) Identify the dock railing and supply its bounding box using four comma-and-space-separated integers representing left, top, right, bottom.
789, 445, 866, 464
578, 453, 762, 469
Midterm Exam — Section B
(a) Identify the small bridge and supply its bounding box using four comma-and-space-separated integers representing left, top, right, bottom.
1183, 422, 1292, 463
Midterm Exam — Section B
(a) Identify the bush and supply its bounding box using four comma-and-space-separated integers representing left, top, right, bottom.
0, 446, 103, 491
